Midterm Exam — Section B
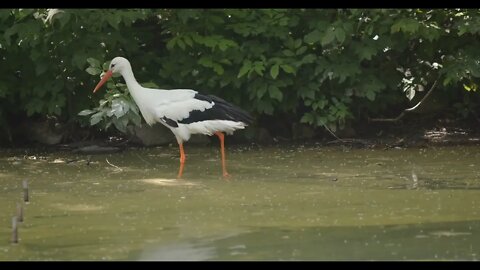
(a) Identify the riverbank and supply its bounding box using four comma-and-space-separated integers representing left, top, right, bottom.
2, 116, 480, 153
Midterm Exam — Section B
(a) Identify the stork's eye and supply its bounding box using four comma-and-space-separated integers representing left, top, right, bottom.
111, 63, 116, 68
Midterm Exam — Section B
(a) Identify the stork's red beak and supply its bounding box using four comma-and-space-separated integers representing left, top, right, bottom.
93, 70, 113, 93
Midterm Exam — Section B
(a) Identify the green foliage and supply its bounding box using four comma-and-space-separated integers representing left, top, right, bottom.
77, 88, 142, 133
1, 9, 480, 138
0, 9, 158, 130
79, 58, 152, 133
153, 9, 480, 131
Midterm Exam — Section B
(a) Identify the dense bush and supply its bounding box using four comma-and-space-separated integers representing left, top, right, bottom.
1, 9, 479, 141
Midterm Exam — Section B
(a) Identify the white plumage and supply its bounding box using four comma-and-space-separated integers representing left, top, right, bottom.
92, 57, 253, 178
175, 120, 247, 142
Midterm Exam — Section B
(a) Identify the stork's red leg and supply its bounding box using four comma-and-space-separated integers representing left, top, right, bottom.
215, 132, 229, 177
177, 143, 186, 178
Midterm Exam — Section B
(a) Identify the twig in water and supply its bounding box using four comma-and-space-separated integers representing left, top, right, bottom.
11, 216, 18, 244
106, 158, 123, 172
22, 180, 29, 203
16, 203, 23, 222
86, 155, 92, 166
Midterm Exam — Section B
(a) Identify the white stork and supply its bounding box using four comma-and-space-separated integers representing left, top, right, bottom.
92, 57, 253, 178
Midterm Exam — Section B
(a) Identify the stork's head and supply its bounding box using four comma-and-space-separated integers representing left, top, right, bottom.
108, 57, 130, 74
93, 57, 131, 93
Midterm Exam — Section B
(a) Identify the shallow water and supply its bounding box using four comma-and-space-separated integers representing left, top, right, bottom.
1, 144, 480, 260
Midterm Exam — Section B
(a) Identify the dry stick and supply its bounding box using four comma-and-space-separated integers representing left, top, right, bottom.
16, 202, 23, 222
323, 125, 370, 145
11, 216, 18, 244
86, 155, 92, 166
22, 180, 29, 202
369, 78, 440, 123
323, 124, 344, 142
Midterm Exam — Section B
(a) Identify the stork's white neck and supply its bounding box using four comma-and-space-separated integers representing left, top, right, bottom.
120, 64, 141, 93
117, 62, 159, 125
119, 63, 148, 110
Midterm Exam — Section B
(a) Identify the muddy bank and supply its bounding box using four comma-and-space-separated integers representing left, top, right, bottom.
2, 115, 480, 152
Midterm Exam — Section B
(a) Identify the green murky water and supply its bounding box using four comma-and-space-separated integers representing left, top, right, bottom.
1, 144, 480, 260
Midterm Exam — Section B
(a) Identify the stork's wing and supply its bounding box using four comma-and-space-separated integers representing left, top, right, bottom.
151, 90, 214, 125
151, 90, 253, 127
178, 94, 253, 125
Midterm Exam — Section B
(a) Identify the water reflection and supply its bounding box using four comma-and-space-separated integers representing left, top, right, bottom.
133, 220, 480, 260
138, 241, 216, 261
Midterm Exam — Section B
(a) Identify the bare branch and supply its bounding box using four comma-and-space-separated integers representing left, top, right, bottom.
106, 158, 123, 172
369, 77, 440, 123
323, 125, 344, 142
405, 79, 439, 112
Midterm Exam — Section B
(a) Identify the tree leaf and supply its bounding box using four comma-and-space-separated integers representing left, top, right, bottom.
198, 56, 213, 68
87, 57, 100, 67
296, 46, 307, 55
166, 37, 177, 50
321, 27, 336, 46
213, 63, 224, 75
301, 54, 317, 64
355, 45, 378, 61
254, 63, 265, 76
86, 67, 101, 75
256, 85, 268, 99
366, 90, 376, 101
106, 14, 120, 30
268, 86, 283, 101
112, 118, 126, 133
183, 35, 193, 47
282, 49, 295, 57
237, 61, 252, 78
78, 109, 95, 116
280, 64, 295, 74
177, 39, 186, 50
111, 99, 129, 118
405, 87, 415, 100
90, 111, 104, 125
294, 38, 302, 48
304, 29, 322, 44
270, 64, 280, 79
391, 18, 420, 34
218, 40, 230, 51
335, 28, 346, 43
130, 110, 142, 126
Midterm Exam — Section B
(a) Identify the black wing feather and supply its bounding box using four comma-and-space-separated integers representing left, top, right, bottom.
178, 93, 253, 125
